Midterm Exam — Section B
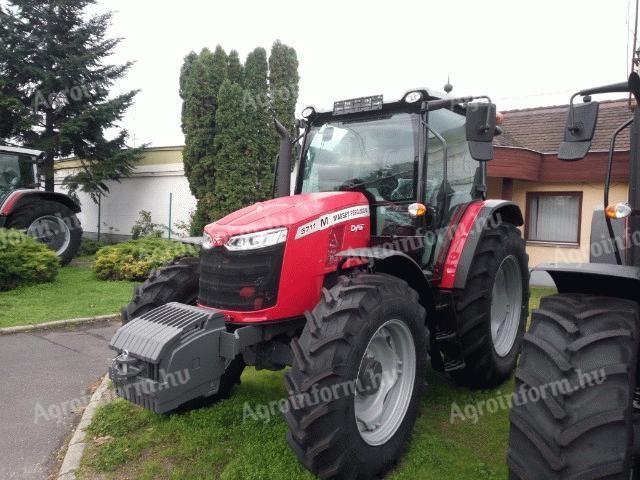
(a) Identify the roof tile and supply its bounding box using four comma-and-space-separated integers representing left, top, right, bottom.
494, 99, 633, 153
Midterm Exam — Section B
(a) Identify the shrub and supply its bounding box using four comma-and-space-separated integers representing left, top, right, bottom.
79, 237, 109, 256
93, 237, 198, 281
0, 229, 59, 291
131, 210, 166, 240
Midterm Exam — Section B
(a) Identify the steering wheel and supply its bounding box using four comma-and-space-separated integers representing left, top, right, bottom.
339, 174, 399, 200
1, 170, 19, 188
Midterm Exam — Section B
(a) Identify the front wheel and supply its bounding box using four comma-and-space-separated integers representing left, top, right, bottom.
284, 273, 427, 479
508, 294, 640, 479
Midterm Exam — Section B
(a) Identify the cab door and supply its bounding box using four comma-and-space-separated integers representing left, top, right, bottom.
421, 108, 483, 274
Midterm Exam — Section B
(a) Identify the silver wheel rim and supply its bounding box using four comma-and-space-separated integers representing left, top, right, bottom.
354, 319, 416, 446
490, 255, 523, 357
27, 215, 71, 256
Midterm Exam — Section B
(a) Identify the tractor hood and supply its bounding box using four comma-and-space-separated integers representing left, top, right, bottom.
204, 192, 369, 237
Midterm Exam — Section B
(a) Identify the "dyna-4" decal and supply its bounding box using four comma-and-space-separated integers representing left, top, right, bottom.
295, 205, 370, 239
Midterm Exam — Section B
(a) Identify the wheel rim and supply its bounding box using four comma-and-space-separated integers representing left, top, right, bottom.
490, 255, 523, 357
354, 319, 416, 446
27, 215, 71, 256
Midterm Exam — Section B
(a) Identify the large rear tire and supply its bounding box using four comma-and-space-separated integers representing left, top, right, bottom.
452, 221, 529, 388
284, 273, 427, 479
121, 256, 245, 408
7, 200, 82, 266
507, 294, 639, 479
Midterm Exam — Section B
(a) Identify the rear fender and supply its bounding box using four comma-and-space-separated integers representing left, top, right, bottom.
536, 262, 640, 302
439, 200, 524, 290
0, 189, 81, 216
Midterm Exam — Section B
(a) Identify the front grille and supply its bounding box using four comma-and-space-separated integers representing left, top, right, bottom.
198, 243, 285, 311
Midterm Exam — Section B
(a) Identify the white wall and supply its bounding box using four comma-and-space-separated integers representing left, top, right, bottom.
55, 163, 197, 238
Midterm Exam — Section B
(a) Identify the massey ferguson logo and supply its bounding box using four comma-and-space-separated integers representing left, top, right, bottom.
295, 206, 370, 239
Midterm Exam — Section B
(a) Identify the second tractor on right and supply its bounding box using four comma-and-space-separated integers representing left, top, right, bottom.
507, 73, 640, 479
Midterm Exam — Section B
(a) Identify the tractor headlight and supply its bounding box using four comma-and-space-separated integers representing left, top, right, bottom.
202, 232, 214, 249
225, 227, 288, 251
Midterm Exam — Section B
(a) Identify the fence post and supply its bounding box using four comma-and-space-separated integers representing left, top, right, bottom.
97, 194, 101, 242
168, 192, 173, 240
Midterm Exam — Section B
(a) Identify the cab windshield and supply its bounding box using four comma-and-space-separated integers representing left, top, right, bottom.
0, 153, 25, 193
301, 112, 420, 202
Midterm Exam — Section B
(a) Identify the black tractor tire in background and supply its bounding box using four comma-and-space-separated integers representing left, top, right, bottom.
285, 273, 427, 479
451, 221, 530, 388
122, 257, 201, 324
7, 200, 82, 266
121, 255, 245, 409
507, 294, 640, 479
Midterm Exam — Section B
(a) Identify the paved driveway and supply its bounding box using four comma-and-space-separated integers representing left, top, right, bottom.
0, 321, 119, 480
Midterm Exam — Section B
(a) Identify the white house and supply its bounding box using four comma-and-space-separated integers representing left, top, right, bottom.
54, 146, 196, 240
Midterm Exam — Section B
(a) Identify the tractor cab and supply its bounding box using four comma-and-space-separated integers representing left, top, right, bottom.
0, 146, 41, 200
288, 89, 498, 271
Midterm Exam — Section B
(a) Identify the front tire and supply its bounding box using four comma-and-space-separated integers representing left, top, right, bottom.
507, 294, 639, 479
452, 221, 529, 388
284, 273, 427, 479
122, 257, 201, 324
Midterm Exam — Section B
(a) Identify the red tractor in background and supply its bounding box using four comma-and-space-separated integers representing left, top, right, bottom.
0, 145, 82, 264
507, 75, 640, 479
110, 88, 529, 478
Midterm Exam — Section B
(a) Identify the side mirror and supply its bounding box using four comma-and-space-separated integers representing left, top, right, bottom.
558, 101, 599, 161
466, 102, 496, 161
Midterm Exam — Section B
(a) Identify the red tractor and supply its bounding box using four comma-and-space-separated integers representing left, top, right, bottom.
507, 75, 640, 479
110, 88, 529, 478
0, 145, 82, 264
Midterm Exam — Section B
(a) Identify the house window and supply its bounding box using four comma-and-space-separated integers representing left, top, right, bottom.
526, 192, 582, 244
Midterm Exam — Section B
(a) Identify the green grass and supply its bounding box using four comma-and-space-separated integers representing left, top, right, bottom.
79, 287, 554, 480
0, 264, 135, 328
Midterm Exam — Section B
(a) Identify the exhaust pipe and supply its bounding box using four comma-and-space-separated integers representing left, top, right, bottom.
274, 119, 291, 197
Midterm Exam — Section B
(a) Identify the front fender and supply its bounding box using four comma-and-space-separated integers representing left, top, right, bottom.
337, 247, 436, 315
536, 262, 640, 302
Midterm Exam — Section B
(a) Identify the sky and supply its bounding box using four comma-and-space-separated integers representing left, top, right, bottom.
94, 0, 636, 147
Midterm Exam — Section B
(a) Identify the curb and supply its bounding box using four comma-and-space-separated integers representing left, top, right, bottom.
57, 374, 112, 480
0, 314, 119, 336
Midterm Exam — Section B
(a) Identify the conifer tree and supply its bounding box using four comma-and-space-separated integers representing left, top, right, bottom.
268, 40, 300, 136
244, 47, 273, 200
227, 50, 244, 86
0, 0, 143, 200
211, 80, 254, 219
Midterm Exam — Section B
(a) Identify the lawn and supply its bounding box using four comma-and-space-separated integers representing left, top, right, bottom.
0, 264, 135, 328
78, 287, 554, 480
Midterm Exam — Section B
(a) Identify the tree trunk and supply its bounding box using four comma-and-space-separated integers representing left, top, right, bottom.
43, 153, 55, 191
44, 111, 55, 192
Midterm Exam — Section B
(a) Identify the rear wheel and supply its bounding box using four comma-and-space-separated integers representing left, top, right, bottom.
452, 221, 529, 388
122, 256, 245, 407
285, 273, 427, 479
7, 200, 82, 265
507, 294, 640, 479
